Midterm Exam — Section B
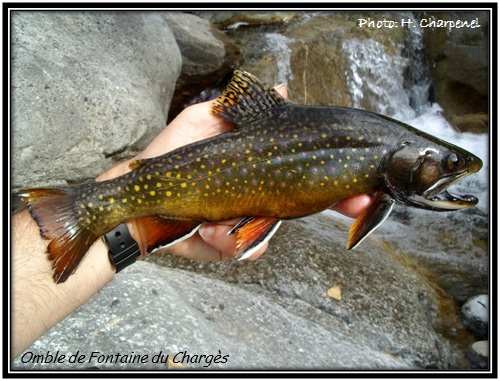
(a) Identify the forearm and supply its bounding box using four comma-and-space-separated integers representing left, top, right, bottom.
11, 160, 139, 359
11, 209, 115, 358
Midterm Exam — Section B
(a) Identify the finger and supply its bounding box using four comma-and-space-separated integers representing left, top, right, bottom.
331, 194, 373, 218
198, 220, 269, 261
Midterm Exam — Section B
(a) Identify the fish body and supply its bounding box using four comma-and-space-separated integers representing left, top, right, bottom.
19, 71, 483, 283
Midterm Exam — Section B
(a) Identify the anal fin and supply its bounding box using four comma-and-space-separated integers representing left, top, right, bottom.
134, 215, 202, 253
228, 217, 282, 260
346, 192, 395, 250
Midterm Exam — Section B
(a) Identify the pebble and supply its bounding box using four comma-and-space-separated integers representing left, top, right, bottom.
467, 340, 489, 369
461, 294, 489, 339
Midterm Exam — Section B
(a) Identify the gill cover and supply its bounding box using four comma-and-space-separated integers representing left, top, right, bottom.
381, 140, 482, 211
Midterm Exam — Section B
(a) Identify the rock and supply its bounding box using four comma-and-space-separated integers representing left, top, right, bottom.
161, 12, 239, 121
190, 11, 300, 28
461, 295, 488, 339
467, 341, 489, 369
422, 11, 489, 133
11, 12, 182, 192
13, 213, 469, 370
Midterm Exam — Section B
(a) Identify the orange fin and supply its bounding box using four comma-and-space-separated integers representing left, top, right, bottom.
346, 192, 395, 250
135, 215, 202, 253
18, 187, 99, 283
227, 217, 282, 260
212, 70, 289, 125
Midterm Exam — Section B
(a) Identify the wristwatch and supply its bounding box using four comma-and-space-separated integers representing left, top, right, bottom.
103, 223, 141, 273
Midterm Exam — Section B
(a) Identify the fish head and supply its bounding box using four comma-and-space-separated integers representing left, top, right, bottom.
381, 139, 483, 211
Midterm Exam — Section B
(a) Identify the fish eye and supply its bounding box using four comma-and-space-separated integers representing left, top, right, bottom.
445, 153, 464, 170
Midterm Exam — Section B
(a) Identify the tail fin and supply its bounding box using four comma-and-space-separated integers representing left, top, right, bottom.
18, 187, 99, 283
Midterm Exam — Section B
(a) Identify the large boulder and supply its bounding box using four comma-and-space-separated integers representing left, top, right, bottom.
161, 12, 240, 121
13, 213, 469, 370
11, 12, 182, 192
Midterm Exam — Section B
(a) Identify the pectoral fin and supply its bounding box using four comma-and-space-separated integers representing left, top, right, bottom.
228, 217, 282, 260
346, 192, 395, 250
134, 215, 202, 253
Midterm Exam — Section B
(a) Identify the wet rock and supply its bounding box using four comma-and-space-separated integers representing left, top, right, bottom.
461, 294, 488, 339
191, 11, 300, 29
11, 12, 182, 191
422, 11, 489, 133
162, 12, 240, 121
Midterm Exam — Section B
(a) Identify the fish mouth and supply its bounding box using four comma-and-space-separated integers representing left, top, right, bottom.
411, 171, 479, 210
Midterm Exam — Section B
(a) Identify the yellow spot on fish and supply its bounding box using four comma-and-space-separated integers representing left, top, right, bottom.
144, 184, 149, 190
270, 137, 275, 143
122, 198, 128, 203
134, 185, 140, 192
166, 191, 172, 197
147, 174, 152, 180
156, 182, 162, 188
166, 171, 172, 177
321, 133, 327, 138
87, 202, 93, 208
150, 191, 156, 196
176, 173, 182, 179
92, 215, 97, 221
353, 178, 358, 183
137, 199, 142, 204
358, 136, 365, 141
99, 205, 104, 211
139, 176, 144, 182
181, 183, 187, 188
109, 197, 115, 204
377, 137, 382, 142
205, 185, 210, 190
98, 195, 104, 201
334, 180, 338, 186
346, 184, 351, 189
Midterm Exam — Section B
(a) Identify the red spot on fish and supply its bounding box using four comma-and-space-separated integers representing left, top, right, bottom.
198, 175, 203, 180
236, 153, 241, 158
354, 164, 360, 170
281, 182, 286, 188
286, 172, 292, 178
312, 168, 318, 173
210, 161, 215, 166
268, 181, 275, 187
283, 143, 288, 149
242, 168, 248, 175
275, 169, 281, 175
185, 165, 190, 169
330, 167, 336, 173
297, 166, 302, 172
226, 169, 232, 174
261, 168, 266, 173
277, 156, 282, 162
215, 179, 221, 186
258, 148, 263, 153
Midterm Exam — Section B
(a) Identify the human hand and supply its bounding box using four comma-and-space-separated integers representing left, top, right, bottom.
98, 85, 372, 262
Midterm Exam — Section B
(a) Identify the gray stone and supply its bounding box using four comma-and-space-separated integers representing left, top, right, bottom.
11, 12, 182, 191
461, 295, 489, 339
467, 341, 489, 369
161, 12, 239, 120
13, 213, 468, 370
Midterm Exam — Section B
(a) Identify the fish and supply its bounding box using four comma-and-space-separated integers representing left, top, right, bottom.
18, 70, 483, 283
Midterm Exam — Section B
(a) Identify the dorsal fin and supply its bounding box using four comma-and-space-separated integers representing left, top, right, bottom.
212, 70, 289, 125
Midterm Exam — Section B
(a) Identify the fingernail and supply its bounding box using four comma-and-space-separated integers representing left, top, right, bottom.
199, 224, 215, 240
275, 83, 286, 90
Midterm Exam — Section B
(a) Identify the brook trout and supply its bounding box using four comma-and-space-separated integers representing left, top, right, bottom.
19, 71, 483, 283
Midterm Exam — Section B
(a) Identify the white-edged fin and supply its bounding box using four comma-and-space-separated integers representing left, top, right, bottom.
346, 192, 395, 250
148, 224, 201, 254
227, 217, 256, 236
229, 217, 282, 260
134, 215, 202, 254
